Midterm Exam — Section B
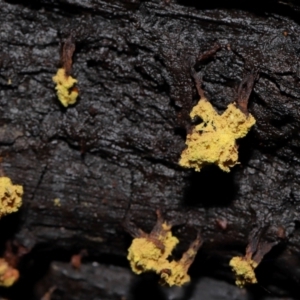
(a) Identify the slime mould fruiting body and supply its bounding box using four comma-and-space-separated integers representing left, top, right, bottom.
0, 258, 19, 287
0, 177, 23, 217
127, 211, 201, 287
52, 68, 78, 107
0, 177, 22, 288
229, 232, 278, 288
179, 97, 256, 172
229, 256, 258, 287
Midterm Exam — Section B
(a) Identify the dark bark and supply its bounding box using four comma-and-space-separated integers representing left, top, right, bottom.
1, 0, 300, 298
34, 262, 265, 300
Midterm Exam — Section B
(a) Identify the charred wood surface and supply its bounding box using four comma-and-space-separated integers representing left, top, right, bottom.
1, 0, 300, 298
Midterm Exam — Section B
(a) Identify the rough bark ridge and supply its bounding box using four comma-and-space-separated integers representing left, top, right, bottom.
1, 0, 300, 298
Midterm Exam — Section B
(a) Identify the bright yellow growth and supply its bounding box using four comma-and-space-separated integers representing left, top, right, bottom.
179, 98, 256, 172
0, 258, 19, 287
52, 68, 78, 107
127, 220, 200, 286
0, 177, 23, 217
229, 256, 258, 288
53, 198, 61, 207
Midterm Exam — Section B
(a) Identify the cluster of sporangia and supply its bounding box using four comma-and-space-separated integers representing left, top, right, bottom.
0, 34, 270, 289
124, 70, 265, 287
0, 39, 78, 290
0, 26, 271, 291
51, 38, 263, 288
0, 177, 23, 287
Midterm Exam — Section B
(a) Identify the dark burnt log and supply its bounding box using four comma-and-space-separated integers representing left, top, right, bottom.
1, 0, 300, 298
34, 262, 257, 300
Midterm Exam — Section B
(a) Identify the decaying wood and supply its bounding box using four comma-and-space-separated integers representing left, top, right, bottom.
1, 0, 300, 298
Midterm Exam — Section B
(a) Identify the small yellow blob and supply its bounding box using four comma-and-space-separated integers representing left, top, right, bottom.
0, 258, 19, 287
128, 224, 179, 275
179, 98, 256, 172
0, 177, 23, 217
229, 256, 258, 288
52, 68, 78, 107
53, 198, 61, 207
127, 216, 201, 287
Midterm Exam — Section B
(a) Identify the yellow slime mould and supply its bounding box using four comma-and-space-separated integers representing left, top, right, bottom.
179, 98, 255, 172
127, 211, 202, 287
229, 256, 258, 288
52, 68, 78, 107
229, 233, 277, 288
0, 258, 19, 287
0, 177, 23, 217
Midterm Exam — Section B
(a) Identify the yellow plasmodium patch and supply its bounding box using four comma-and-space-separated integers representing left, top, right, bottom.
229, 256, 258, 288
179, 98, 256, 172
0, 177, 23, 217
53, 198, 61, 207
52, 68, 78, 107
128, 223, 179, 275
0, 258, 19, 287
127, 221, 200, 287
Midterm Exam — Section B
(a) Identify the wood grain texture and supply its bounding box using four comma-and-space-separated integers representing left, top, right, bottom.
1, 0, 300, 298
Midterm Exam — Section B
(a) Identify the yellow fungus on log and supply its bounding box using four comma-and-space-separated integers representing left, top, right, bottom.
179, 98, 255, 172
127, 211, 201, 287
52, 68, 78, 107
0, 258, 19, 287
53, 198, 61, 207
128, 223, 179, 275
229, 256, 258, 288
0, 177, 23, 217
229, 233, 277, 288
